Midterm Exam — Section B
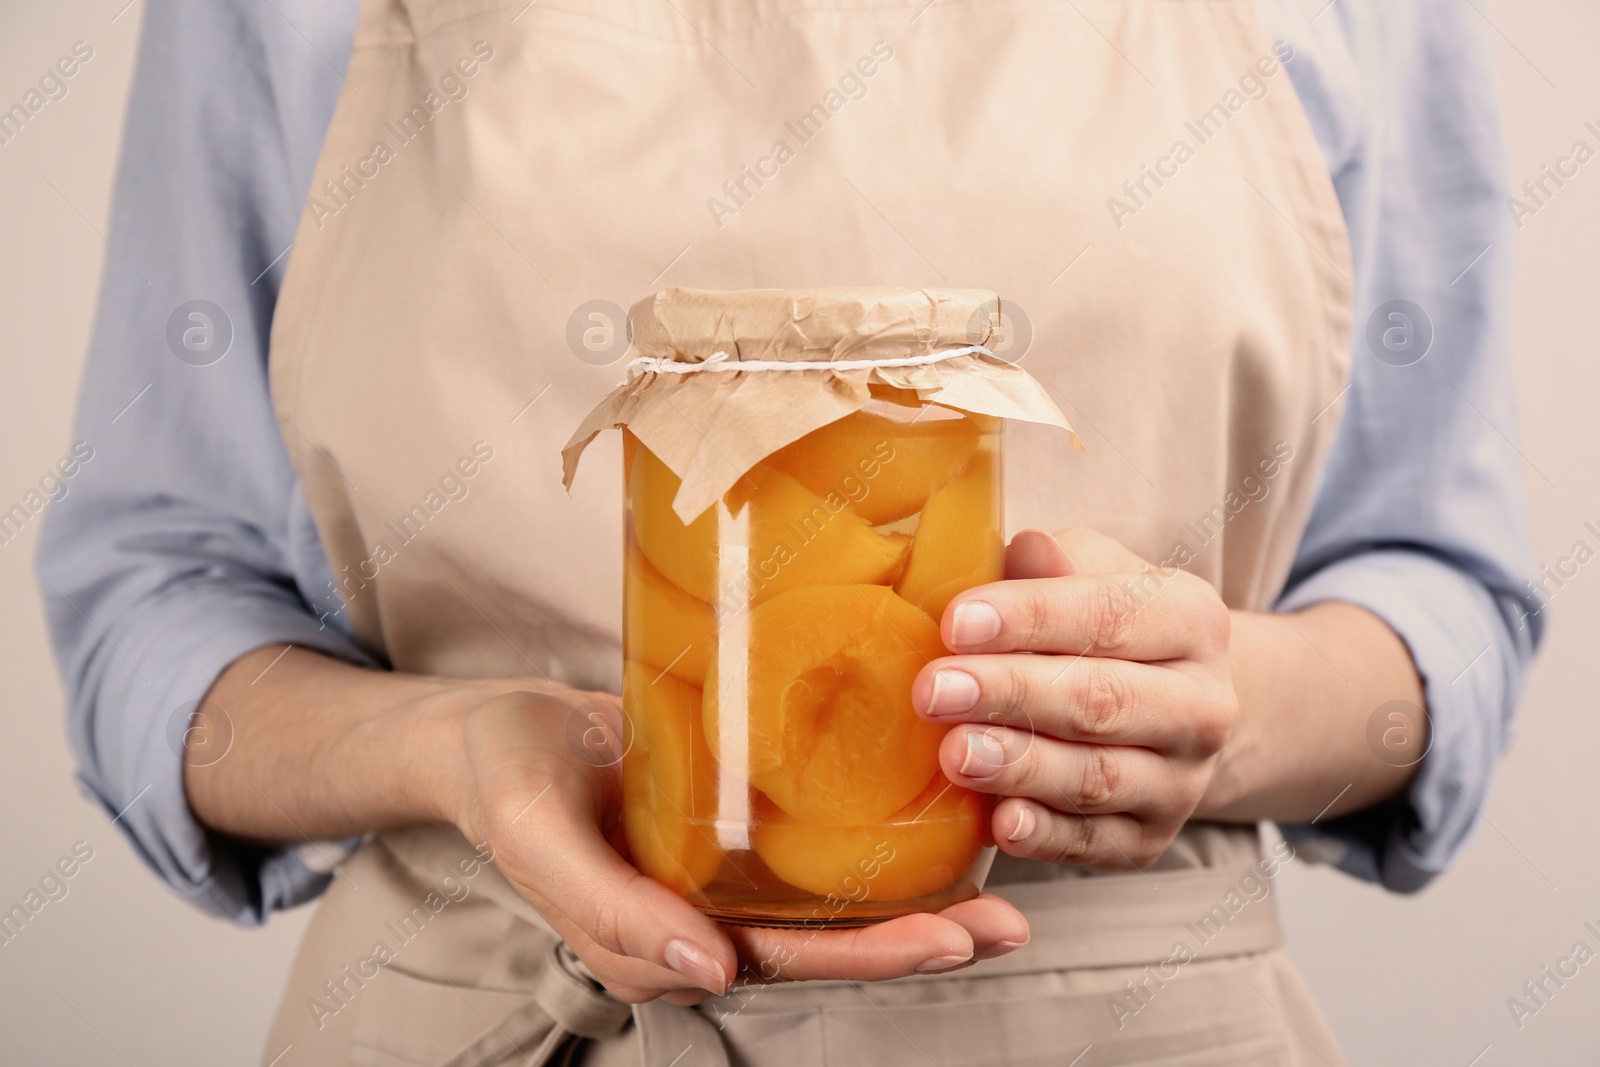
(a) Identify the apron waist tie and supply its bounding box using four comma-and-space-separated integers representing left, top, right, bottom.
396, 825, 727, 1067
383, 827, 1282, 1066
436, 942, 634, 1067
634, 1000, 734, 1067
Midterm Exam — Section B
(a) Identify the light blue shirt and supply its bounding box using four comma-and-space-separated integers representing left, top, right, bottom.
37, 0, 1541, 922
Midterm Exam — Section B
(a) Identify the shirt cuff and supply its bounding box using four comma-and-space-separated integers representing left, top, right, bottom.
1274, 549, 1525, 892
69, 581, 371, 924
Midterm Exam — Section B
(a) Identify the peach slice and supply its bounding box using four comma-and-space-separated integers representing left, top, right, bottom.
752, 774, 989, 901
624, 539, 714, 687
895, 450, 1004, 621
628, 446, 720, 603
705, 584, 947, 826
621, 661, 723, 897
629, 446, 909, 609
623, 428, 640, 473
768, 407, 980, 526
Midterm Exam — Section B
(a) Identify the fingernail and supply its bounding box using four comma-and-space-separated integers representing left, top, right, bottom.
961, 730, 1005, 779
997, 938, 1030, 950
926, 669, 981, 717
949, 601, 1002, 646
915, 953, 972, 973
1006, 806, 1036, 842
663, 939, 727, 996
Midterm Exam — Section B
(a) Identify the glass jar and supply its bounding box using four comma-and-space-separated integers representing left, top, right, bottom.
621, 385, 1002, 926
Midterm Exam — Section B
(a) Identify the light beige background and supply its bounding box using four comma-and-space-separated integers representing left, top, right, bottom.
1, 2, 1594, 1063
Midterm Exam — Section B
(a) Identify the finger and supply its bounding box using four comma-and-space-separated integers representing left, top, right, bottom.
941, 570, 1228, 660
729, 911, 977, 983
465, 694, 737, 996
992, 796, 1165, 869
934, 894, 1031, 961
546, 920, 718, 1003
914, 654, 1232, 757
522, 792, 735, 993
939, 725, 1189, 819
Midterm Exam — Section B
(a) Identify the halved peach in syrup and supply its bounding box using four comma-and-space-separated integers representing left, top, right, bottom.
767, 404, 980, 526
704, 584, 947, 826
629, 446, 908, 608
620, 662, 723, 897
624, 539, 714, 687
895, 449, 1004, 621
752, 774, 989, 901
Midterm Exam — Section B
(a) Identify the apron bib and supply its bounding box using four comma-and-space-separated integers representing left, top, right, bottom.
263, 1, 1352, 1063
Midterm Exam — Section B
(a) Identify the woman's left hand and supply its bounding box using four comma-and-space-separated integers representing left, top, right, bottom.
912, 528, 1238, 870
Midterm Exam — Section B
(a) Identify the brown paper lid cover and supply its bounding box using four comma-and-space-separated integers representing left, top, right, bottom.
562, 287, 1074, 520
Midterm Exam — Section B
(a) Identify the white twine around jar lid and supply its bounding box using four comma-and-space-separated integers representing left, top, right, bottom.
623, 344, 995, 382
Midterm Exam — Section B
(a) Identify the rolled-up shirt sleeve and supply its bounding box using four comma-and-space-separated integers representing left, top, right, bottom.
1263, 0, 1543, 890
35, 0, 363, 923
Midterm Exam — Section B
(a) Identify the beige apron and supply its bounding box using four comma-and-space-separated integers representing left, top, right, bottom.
262, 1, 1353, 1064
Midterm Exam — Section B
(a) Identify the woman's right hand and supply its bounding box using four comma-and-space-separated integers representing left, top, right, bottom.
442, 685, 1030, 1004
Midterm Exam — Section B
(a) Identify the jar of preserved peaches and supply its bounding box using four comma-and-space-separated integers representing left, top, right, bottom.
563, 288, 1072, 926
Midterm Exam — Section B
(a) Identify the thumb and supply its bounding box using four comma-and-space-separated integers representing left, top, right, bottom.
1032, 526, 1151, 576
1005, 528, 1075, 580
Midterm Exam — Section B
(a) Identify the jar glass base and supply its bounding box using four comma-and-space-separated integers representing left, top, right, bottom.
689, 845, 997, 929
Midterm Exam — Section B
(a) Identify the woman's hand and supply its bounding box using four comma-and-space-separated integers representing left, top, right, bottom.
447, 687, 1029, 1005
911, 528, 1237, 870
193, 650, 1028, 1010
